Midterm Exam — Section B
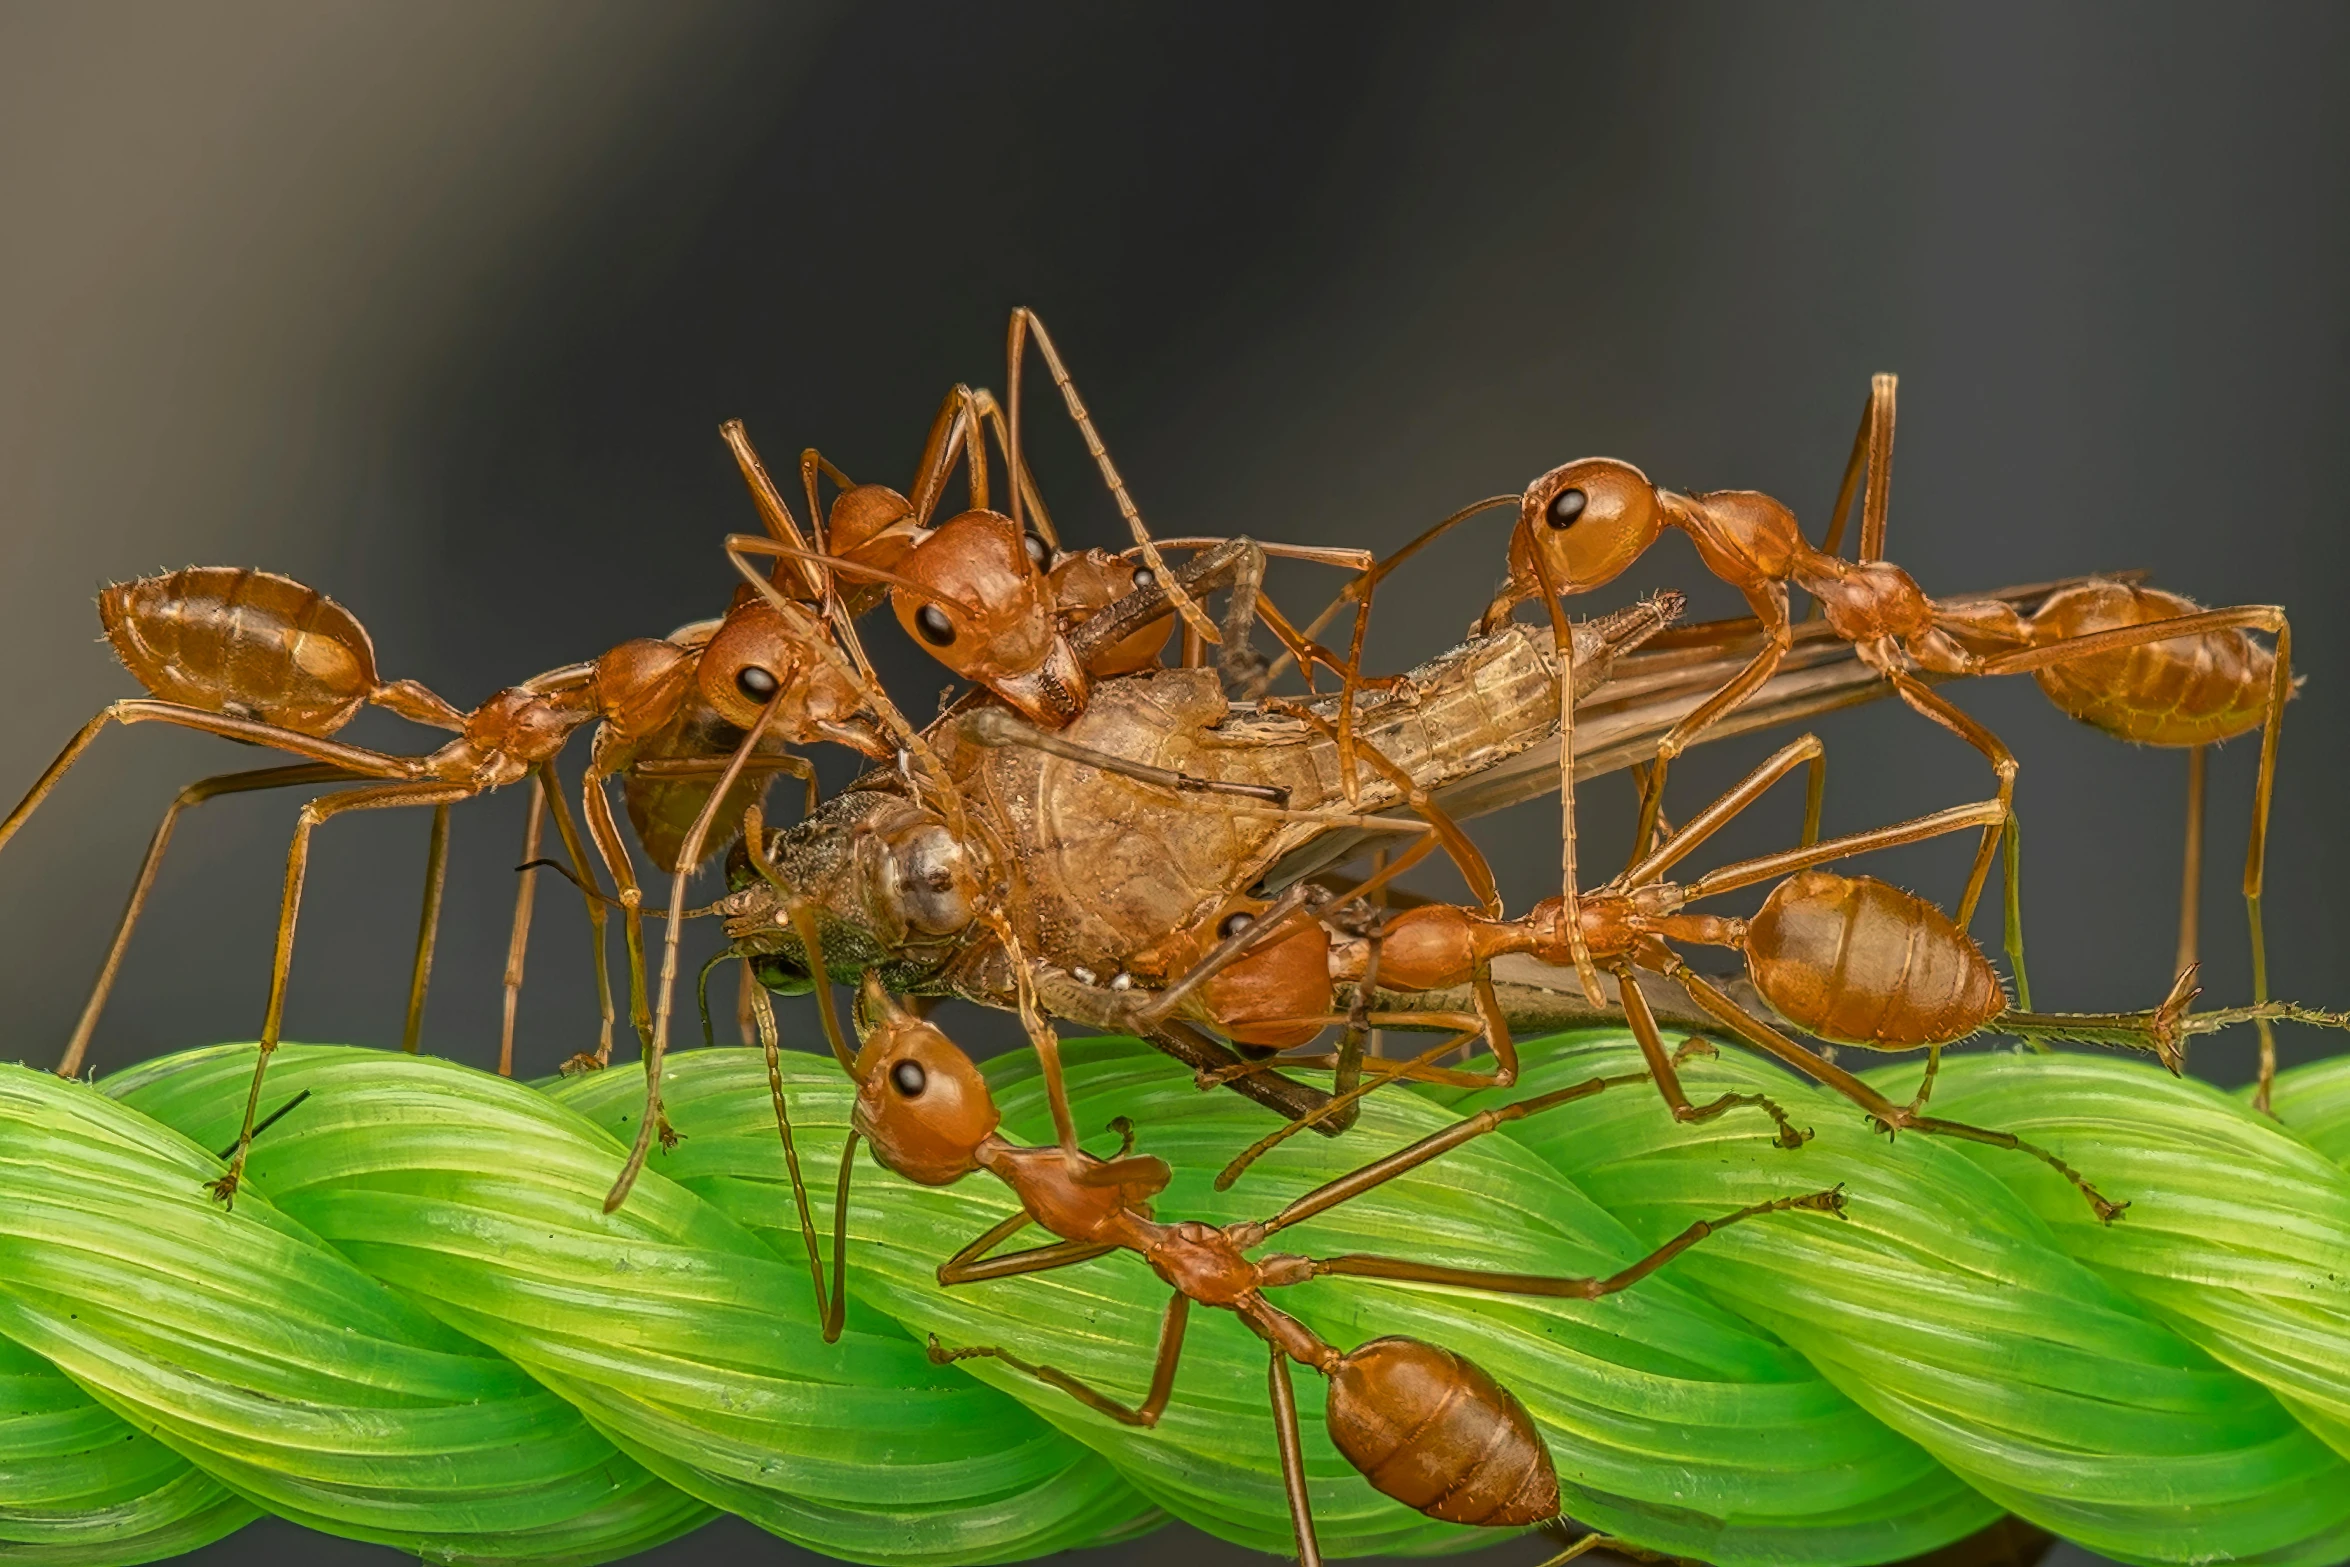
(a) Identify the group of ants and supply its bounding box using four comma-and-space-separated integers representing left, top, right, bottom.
4, 310, 2329, 1566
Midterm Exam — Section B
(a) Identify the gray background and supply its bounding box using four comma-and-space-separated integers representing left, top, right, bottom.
1, 3, 2343, 1565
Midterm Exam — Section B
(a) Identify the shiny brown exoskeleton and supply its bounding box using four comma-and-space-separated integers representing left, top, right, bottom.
1931, 576, 2294, 1106
0, 555, 903, 1208
745, 973, 1841, 1567
1475, 377, 2292, 1046
1200, 730, 2226, 1220
733, 311, 1373, 735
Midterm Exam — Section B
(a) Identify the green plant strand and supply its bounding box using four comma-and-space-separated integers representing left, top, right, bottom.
0, 1037, 2341, 1565
550, 1044, 1981, 1566
1449, 1037, 2350, 1567
102, 1047, 1148, 1567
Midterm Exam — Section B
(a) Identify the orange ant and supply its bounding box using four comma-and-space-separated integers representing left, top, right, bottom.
749, 310, 1372, 727
0, 547, 911, 1205
1467, 376, 2289, 1054
736, 963, 1843, 1567
1174, 729, 2303, 1222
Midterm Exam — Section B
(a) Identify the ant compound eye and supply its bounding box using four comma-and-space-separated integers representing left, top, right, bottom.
1546, 487, 1588, 529
1022, 533, 1049, 570
1218, 910, 1255, 940
1130, 567, 1156, 590
735, 664, 780, 702
890, 1059, 927, 1097
915, 603, 956, 646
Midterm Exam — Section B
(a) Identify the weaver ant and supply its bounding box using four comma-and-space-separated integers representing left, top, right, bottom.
1467, 376, 2289, 1094
735, 963, 1842, 1567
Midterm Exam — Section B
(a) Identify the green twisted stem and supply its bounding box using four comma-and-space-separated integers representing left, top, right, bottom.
0, 1034, 2344, 1566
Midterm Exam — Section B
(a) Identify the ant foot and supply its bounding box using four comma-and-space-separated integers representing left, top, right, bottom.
1866, 1113, 1908, 1141
558, 1053, 606, 1077
1805, 1183, 1849, 1219
2089, 1192, 2130, 1225
656, 1115, 681, 1152
206, 1170, 241, 1209
1669, 1037, 1720, 1065
924, 1333, 968, 1366
1774, 1122, 1814, 1151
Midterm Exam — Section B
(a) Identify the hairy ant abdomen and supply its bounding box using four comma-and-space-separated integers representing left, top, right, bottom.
1746, 871, 2006, 1050
100, 567, 378, 736
1327, 1336, 1560, 1527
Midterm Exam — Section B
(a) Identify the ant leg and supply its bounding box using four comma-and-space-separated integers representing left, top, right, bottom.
400, 804, 451, 1055
1624, 762, 1678, 855
1627, 590, 1794, 872
1268, 1349, 1323, 1567
1879, 669, 2015, 929
967, 386, 1058, 548
1007, 308, 1219, 645
56, 762, 353, 1078
1802, 746, 1827, 847
1214, 1024, 1488, 1191
1675, 799, 2008, 903
746, 980, 854, 1340
1856, 373, 1897, 564
1621, 734, 1825, 889
2001, 808, 2033, 1012
535, 762, 618, 1070
1658, 960, 2128, 1223
1612, 957, 1809, 1150
1252, 1064, 1665, 1240
213, 779, 479, 1208
1809, 378, 1880, 566
719, 420, 826, 597
1300, 1183, 1847, 1299
1532, 1532, 1639, 1567
927, 1292, 1192, 1429
906, 385, 975, 530
937, 1211, 1120, 1285
611, 688, 789, 1214
0, 700, 416, 860
582, 738, 656, 1068
498, 774, 548, 1077
2177, 745, 2206, 978
2247, 623, 2290, 1112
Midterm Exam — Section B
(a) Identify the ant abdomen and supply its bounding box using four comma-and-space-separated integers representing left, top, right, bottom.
2027, 581, 2274, 747
1746, 870, 2005, 1050
1326, 1336, 1560, 1527
99, 567, 378, 736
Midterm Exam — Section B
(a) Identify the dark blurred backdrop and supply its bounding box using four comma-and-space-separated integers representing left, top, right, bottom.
1, 4, 2343, 1565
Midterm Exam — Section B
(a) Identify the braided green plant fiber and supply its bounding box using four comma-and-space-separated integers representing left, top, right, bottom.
0, 1036, 2332, 1566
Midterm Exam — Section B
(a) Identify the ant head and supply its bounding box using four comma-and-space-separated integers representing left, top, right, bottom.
1511, 458, 1666, 596
849, 974, 999, 1185
1049, 550, 1174, 677
892, 510, 1080, 723
696, 598, 863, 737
